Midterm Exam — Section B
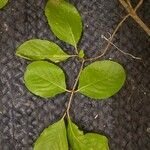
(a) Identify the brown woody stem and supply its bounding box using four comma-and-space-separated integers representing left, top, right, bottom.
131, 13, 150, 36
119, 0, 150, 36
85, 14, 129, 62
62, 59, 85, 119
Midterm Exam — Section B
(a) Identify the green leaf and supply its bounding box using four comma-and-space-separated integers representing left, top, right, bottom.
0, 0, 8, 9
78, 60, 126, 99
16, 39, 70, 63
68, 119, 109, 150
24, 61, 66, 98
45, 0, 82, 47
34, 119, 68, 150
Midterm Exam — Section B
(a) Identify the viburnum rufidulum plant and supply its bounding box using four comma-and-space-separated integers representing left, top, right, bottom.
16, 0, 126, 149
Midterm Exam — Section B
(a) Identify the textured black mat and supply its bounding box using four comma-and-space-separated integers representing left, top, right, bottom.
0, 0, 150, 150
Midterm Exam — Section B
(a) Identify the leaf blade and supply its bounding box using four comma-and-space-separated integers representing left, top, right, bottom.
0, 0, 8, 9
24, 61, 66, 98
78, 60, 126, 99
34, 119, 68, 150
45, 0, 82, 47
68, 119, 109, 150
16, 39, 69, 63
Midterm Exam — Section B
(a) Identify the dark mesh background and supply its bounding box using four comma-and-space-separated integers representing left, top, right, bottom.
0, 0, 150, 150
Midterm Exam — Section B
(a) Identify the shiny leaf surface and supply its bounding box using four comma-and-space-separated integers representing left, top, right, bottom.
34, 119, 68, 150
78, 60, 126, 99
24, 61, 66, 98
68, 119, 109, 150
45, 0, 82, 47
16, 39, 69, 63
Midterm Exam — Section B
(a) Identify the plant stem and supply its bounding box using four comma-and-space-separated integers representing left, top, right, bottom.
85, 14, 129, 62
126, 0, 132, 8
84, 0, 149, 62
75, 46, 79, 55
101, 35, 141, 60
62, 0, 148, 120
119, 0, 150, 36
134, 0, 143, 11
62, 59, 85, 119
131, 13, 150, 36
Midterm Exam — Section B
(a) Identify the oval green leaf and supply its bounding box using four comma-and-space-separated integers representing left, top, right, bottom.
0, 0, 8, 9
45, 0, 82, 47
78, 60, 126, 99
68, 119, 109, 150
16, 39, 69, 63
34, 119, 68, 150
24, 61, 66, 98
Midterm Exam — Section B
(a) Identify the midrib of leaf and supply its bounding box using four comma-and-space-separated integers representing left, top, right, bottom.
30, 42, 67, 57
78, 79, 107, 92
34, 73, 66, 91
58, 134, 62, 149
68, 23, 76, 47
18, 54, 69, 59
49, 55, 68, 58
59, 120, 66, 149
36, 120, 65, 148
65, 8, 77, 48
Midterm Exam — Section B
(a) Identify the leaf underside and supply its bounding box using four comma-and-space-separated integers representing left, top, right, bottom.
0, 0, 8, 9
78, 60, 126, 99
45, 0, 82, 47
68, 119, 109, 150
34, 119, 68, 150
16, 39, 69, 63
24, 61, 66, 98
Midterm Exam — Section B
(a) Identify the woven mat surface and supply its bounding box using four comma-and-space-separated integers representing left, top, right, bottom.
0, 0, 150, 150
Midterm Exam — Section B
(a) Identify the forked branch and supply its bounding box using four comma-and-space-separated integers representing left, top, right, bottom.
63, 59, 85, 119
101, 35, 141, 60
85, 14, 130, 61
119, 0, 150, 36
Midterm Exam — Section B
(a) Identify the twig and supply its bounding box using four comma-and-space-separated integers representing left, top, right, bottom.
101, 35, 141, 60
85, 0, 148, 62
85, 14, 130, 61
119, 0, 131, 12
126, 0, 132, 8
75, 46, 79, 55
119, 0, 150, 36
62, 59, 85, 119
132, 14, 150, 36
134, 0, 143, 11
